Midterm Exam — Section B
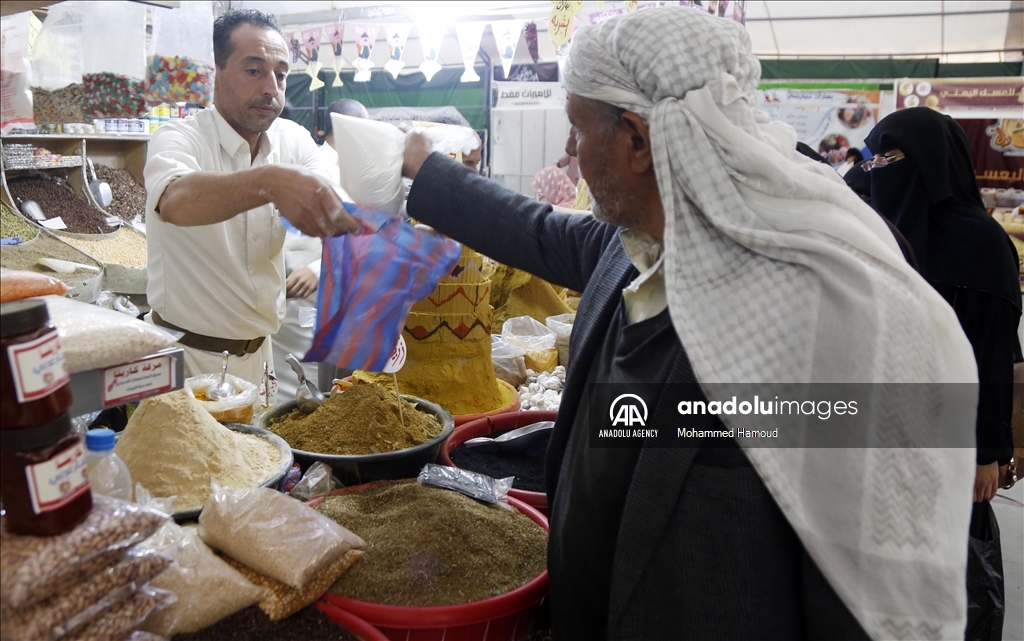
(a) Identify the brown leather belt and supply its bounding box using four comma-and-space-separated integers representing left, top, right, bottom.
152, 311, 266, 357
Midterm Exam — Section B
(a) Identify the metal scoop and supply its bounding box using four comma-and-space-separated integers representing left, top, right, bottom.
462, 421, 555, 454
206, 351, 235, 401
286, 353, 324, 413
19, 200, 46, 222
87, 158, 113, 209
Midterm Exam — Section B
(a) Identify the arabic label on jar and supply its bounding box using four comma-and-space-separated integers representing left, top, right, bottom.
7, 332, 70, 404
25, 440, 90, 514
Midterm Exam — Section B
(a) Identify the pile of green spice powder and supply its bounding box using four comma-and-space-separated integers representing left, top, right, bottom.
316, 480, 548, 607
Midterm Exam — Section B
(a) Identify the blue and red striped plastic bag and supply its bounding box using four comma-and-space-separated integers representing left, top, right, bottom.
306, 203, 461, 371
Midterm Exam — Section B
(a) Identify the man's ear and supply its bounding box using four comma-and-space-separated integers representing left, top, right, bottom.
621, 112, 653, 174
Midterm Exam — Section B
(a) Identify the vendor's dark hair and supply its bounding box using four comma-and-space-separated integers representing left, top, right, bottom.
213, 9, 283, 68
323, 99, 369, 135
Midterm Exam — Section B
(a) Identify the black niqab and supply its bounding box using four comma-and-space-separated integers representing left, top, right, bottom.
865, 107, 1020, 310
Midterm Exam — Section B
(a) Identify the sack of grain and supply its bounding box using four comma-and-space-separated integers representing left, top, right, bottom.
198, 486, 365, 589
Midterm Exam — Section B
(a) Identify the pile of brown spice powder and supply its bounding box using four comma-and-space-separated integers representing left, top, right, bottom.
316, 480, 548, 606
267, 383, 442, 455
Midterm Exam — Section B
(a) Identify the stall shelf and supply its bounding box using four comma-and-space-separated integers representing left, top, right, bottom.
1, 135, 150, 296
67, 346, 184, 417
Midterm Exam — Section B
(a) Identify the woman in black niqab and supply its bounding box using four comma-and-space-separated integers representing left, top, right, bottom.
865, 107, 1020, 502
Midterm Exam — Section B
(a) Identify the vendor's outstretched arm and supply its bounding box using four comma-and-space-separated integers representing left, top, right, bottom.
406, 152, 617, 293
156, 165, 359, 237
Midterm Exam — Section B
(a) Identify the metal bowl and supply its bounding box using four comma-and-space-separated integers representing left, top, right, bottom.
256, 395, 455, 487
170, 422, 294, 523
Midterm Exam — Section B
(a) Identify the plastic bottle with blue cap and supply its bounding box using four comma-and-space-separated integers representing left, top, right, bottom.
85, 428, 133, 502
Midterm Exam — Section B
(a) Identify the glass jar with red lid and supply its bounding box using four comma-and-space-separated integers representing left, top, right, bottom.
1, 300, 73, 429
0, 412, 92, 536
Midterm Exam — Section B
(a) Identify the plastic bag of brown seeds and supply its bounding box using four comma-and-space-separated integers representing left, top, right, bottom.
0, 497, 168, 609
0, 547, 171, 640
62, 587, 175, 641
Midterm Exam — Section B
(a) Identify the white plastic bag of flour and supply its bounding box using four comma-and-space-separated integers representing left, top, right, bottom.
331, 113, 406, 215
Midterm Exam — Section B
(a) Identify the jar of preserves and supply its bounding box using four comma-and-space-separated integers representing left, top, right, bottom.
0, 413, 92, 535
1, 300, 73, 429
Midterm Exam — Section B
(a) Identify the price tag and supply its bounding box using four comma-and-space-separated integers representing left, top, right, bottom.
102, 354, 175, 406
105, 216, 121, 226
382, 335, 407, 373
40, 217, 67, 230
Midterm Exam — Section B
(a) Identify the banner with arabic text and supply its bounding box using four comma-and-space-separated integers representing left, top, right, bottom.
959, 118, 1024, 190
894, 78, 1024, 112
758, 85, 881, 165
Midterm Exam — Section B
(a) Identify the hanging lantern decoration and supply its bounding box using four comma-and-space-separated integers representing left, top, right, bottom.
352, 24, 379, 82
417, 23, 446, 82
492, 20, 524, 80
383, 24, 412, 79
455, 22, 486, 83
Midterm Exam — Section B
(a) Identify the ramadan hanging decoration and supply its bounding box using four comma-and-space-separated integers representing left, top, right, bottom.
352, 24, 379, 82
383, 24, 412, 79
492, 20, 524, 80
326, 23, 345, 87
417, 23, 446, 82
300, 27, 324, 90
455, 22, 486, 83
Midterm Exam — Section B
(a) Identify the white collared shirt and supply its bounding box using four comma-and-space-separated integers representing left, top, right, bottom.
144, 106, 336, 339
620, 229, 667, 325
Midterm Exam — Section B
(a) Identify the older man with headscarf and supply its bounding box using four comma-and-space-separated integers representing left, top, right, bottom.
403, 8, 978, 640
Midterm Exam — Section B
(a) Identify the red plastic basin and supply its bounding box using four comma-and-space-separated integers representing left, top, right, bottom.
317, 602, 390, 641
439, 411, 556, 514
312, 483, 549, 641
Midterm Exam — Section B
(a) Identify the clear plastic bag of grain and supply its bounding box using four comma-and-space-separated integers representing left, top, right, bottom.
41, 296, 180, 373
61, 587, 175, 641
222, 549, 363, 621
137, 521, 264, 636
198, 486, 365, 589
0, 547, 171, 641
0, 497, 168, 609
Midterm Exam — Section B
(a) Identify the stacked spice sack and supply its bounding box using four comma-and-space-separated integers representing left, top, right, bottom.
139, 485, 366, 636
356, 245, 512, 416
0, 497, 174, 641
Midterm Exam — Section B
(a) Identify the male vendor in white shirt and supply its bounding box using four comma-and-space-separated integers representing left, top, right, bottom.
144, 9, 359, 392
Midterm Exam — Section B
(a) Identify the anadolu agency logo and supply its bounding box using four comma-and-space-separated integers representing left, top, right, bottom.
609, 394, 648, 427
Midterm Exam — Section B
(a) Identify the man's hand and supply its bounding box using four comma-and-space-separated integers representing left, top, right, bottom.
265, 166, 360, 237
286, 266, 318, 299
974, 462, 999, 503
402, 131, 433, 180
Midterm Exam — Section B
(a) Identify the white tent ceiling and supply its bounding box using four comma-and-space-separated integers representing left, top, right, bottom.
237, 0, 1023, 64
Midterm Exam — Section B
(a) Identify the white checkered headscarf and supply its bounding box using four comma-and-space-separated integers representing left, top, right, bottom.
564, 8, 978, 640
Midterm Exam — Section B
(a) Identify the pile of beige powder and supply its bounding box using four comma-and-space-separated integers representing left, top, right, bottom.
116, 390, 281, 511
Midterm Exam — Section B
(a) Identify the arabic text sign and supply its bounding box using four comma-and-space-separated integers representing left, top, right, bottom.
960, 118, 1024, 190
102, 354, 175, 406
895, 78, 1024, 111
493, 81, 566, 110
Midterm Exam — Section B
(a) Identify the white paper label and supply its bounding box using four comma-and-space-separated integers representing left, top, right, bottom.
105, 216, 120, 226
7, 331, 69, 403
40, 217, 67, 230
25, 441, 90, 514
383, 335, 407, 373
102, 354, 174, 406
